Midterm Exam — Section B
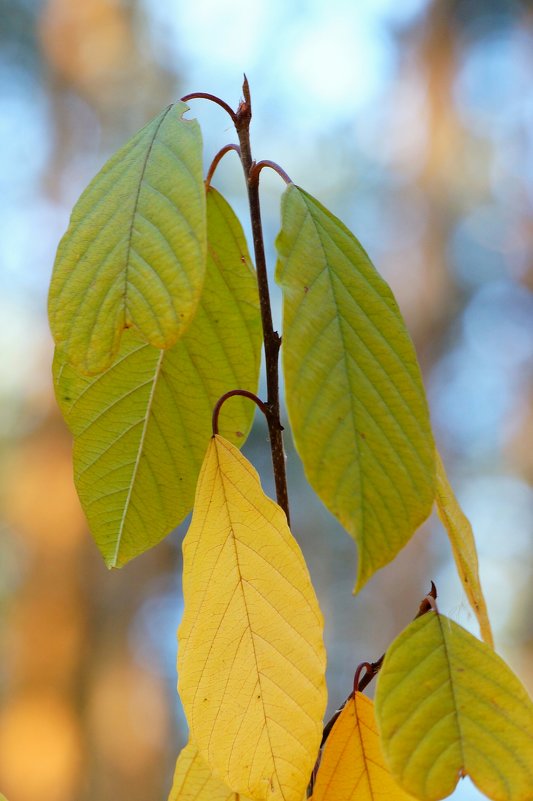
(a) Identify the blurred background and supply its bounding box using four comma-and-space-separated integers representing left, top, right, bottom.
1, 0, 532, 799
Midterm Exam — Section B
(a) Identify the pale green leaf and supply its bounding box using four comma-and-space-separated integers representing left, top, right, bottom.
375, 612, 533, 801
49, 102, 206, 374
436, 452, 494, 647
54, 187, 261, 567
178, 435, 327, 801
275, 185, 436, 590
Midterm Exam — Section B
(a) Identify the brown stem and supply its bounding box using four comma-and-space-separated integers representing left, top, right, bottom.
180, 92, 237, 123
206, 144, 241, 188
318, 582, 438, 748
212, 389, 270, 436
249, 159, 292, 187
353, 661, 373, 695
233, 77, 290, 525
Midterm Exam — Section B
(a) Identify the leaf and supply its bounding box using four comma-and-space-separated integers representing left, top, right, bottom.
49, 102, 206, 374
54, 188, 261, 567
435, 452, 494, 647
275, 185, 436, 590
374, 612, 533, 801
312, 692, 416, 801
169, 741, 254, 801
178, 435, 327, 801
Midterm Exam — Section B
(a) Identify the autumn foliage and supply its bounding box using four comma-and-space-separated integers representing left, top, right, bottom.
47, 82, 533, 801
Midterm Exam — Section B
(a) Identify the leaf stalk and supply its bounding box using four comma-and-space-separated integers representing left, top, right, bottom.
180, 92, 237, 123
206, 144, 241, 188
212, 389, 271, 436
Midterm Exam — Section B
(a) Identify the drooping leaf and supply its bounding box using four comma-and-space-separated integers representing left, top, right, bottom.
54, 188, 261, 567
435, 452, 494, 647
375, 612, 533, 801
49, 102, 206, 374
312, 692, 416, 801
169, 741, 254, 801
275, 185, 436, 590
178, 435, 327, 801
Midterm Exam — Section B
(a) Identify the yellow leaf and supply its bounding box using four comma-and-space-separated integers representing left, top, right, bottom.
435, 452, 494, 647
178, 435, 327, 801
312, 692, 416, 801
375, 612, 533, 801
169, 740, 254, 801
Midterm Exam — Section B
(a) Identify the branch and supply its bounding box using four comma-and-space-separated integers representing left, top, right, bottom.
320, 582, 438, 748
233, 78, 291, 525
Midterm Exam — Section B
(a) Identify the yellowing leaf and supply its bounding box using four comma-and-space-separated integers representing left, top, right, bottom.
178, 435, 327, 801
435, 452, 494, 647
275, 185, 436, 590
49, 102, 206, 374
169, 741, 254, 801
312, 692, 416, 801
375, 612, 533, 801
54, 188, 261, 567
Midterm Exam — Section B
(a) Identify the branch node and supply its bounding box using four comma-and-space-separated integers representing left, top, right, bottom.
249, 160, 292, 187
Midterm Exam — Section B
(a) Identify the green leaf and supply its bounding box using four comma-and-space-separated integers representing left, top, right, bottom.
49, 102, 206, 375
275, 185, 436, 590
54, 187, 261, 567
375, 612, 533, 801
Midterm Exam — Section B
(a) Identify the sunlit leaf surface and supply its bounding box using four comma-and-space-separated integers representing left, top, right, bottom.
276, 185, 436, 589
312, 692, 416, 801
178, 435, 327, 801
169, 741, 253, 801
49, 102, 206, 374
54, 188, 261, 566
375, 612, 533, 801
435, 452, 494, 646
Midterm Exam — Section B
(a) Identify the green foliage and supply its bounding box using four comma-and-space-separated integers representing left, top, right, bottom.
49, 102, 206, 375
53, 187, 261, 566
48, 87, 532, 801
375, 612, 533, 801
276, 185, 436, 589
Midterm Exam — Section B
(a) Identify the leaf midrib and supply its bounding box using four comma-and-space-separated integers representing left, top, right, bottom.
123, 105, 173, 324
298, 197, 364, 540
214, 441, 281, 797
110, 347, 165, 566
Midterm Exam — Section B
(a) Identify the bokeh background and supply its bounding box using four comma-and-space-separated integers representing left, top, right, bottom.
1, 1, 532, 799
